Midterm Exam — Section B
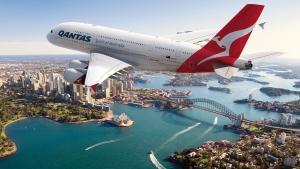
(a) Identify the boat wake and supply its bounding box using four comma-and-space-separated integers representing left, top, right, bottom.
84, 139, 121, 151
149, 151, 166, 169
198, 117, 218, 139
160, 122, 201, 147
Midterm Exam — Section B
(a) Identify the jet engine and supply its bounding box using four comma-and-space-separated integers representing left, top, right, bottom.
69, 59, 89, 69
64, 68, 87, 85
233, 59, 253, 70
64, 60, 89, 84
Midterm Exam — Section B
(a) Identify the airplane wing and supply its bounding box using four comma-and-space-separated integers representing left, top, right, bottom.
164, 22, 266, 45
85, 53, 131, 86
164, 30, 216, 45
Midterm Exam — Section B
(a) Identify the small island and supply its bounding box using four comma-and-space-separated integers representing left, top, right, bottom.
293, 81, 300, 88
208, 86, 231, 94
260, 87, 300, 97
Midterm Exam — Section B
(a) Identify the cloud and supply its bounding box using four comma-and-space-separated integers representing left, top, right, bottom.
243, 23, 300, 58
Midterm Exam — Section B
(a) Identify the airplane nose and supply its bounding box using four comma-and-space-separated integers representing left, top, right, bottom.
47, 30, 54, 43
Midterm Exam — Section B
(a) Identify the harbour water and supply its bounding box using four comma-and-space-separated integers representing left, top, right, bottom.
1, 71, 299, 169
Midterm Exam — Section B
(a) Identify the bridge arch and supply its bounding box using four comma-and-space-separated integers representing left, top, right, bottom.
181, 98, 243, 125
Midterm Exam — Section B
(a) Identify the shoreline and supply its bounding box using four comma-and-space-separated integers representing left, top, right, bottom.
0, 117, 28, 158
2, 117, 28, 138
0, 112, 114, 158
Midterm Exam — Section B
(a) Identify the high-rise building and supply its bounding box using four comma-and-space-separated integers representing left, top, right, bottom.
78, 85, 84, 101
105, 87, 110, 98
84, 86, 93, 104
128, 80, 134, 90
57, 76, 65, 94
33, 82, 39, 92
123, 81, 128, 90
37, 72, 45, 85
0, 78, 3, 87
41, 84, 47, 95
112, 86, 117, 96
119, 81, 124, 93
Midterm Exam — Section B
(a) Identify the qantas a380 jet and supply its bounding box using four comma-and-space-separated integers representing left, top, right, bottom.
47, 4, 280, 89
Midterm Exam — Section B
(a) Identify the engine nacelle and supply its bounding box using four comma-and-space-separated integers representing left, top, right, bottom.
233, 59, 253, 70
64, 68, 87, 85
69, 60, 89, 69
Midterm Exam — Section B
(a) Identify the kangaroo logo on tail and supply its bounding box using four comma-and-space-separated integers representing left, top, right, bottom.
176, 4, 264, 73
197, 24, 255, 66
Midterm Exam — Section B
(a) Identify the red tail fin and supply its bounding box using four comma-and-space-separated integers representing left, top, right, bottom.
177, 4, 264, 73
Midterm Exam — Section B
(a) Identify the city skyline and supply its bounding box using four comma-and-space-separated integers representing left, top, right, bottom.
0, 0, 300, 57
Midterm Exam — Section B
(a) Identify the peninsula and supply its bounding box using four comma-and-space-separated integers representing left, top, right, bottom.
293, 81, 300, 88
234, 98, 300, 115
260, 87, 300, 97
208, 86, 231, 94
167, 126, 300, 168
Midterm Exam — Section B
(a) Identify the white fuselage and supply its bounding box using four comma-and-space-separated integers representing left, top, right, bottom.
47, 22, 200, 71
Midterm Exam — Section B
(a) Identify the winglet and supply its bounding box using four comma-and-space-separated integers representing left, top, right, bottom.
259, 22, 266, 30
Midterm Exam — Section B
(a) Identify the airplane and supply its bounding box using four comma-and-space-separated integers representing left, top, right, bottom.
47, 4, 280, 90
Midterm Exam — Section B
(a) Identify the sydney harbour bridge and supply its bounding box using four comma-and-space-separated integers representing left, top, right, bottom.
166, 97, 300, 132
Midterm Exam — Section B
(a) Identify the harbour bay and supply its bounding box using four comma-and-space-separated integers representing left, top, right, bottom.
1, 71, 299, 169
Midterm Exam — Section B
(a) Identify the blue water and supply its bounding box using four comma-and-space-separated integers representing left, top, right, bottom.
1, 71, 299, 169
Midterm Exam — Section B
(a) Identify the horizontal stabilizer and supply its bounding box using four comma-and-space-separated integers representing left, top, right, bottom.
213, 63, 239, 79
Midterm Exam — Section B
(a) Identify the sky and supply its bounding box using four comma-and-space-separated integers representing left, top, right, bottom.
0, 0, 300, 57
